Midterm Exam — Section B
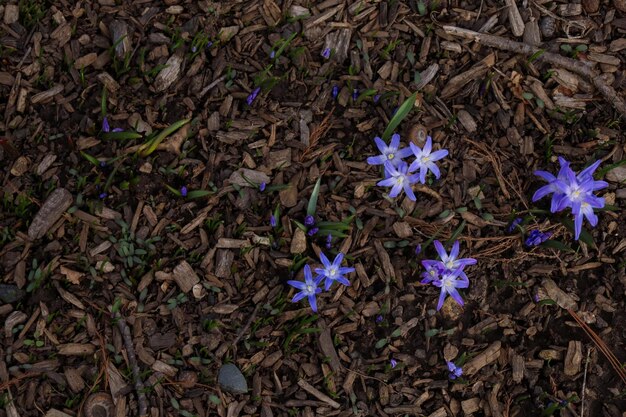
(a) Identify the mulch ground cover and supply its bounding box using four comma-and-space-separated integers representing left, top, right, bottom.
1, 1, 625, 416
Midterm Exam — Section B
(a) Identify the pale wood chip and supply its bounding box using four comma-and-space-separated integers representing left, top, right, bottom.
31, 84, 64, 104
373, 240, 396, 283
55, 283, 85, 309
542, 278, 578, 310
464, 341, 501, 375
152, 360, 178, 377
564, 340, 582, 376
297, 379, 340, 409
172, 261, 200, 293
216, 238, 250, 249
28, 188, 73, 240
58, 343, 96, 355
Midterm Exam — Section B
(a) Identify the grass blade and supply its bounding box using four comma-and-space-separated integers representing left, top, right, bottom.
138, 118, 190, 157
307, 178, 322, 216
102, 131, 143, 140
382, 91, 418, 141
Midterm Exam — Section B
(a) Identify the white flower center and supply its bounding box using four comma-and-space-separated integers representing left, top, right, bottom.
387, 153, 395, 160
305, 284, 315, 294
328, 267, 338, 278
395, 176, 404, 186
421, 155, 430, 164
444, 260, 455, 269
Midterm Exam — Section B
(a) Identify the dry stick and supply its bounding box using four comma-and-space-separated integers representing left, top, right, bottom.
113, 312, 148, 417
568, 309, 626, 384
580, 347, 592, 417
442, 25, 626, 119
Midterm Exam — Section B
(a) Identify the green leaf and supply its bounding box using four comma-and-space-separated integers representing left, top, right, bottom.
317, 228, 348, 238
101, 131, 143, 141
559, 217, 596, 248
165, 184, 182, 197
522, 92, 534, 100
390, 328, 402, 338
381, 91, 418, 141
138, 118, 190, 157
272, 32, 297, 62
187, 190, 213, 199
208, 394, 221, 405
292, 219, 307, 232
80, 151, 100, 166
375, 338, 388, 349
527, 49, 545, 63
447, 220, 466, 244
540, 239, 574, 252
307, 177, 322, 216
424, 328, 439, 337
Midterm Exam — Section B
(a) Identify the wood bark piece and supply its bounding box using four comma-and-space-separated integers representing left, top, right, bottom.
440, 53, 495, 99
297, 379, 340, 409
318, 322, 342, 373
505, 0, 524, 37
542, 278, 578, 311
442, 25, 626, 118
28, 188, 73, 240
172, 261, 200, 293
464, 341, 501, 375
564, 340, 582, 376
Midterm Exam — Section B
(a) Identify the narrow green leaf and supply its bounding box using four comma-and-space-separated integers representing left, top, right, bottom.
307, 177, 322, 216
80, 151, 100, 166
540, 239, 574, 252
101, 131, 143, 140
527, 49, 545, 63
390, 328, 402, 338
317, 228, 348, 238
293, 219, 307, 232
559, 217, 596, 248
382, 91, 418, 141
101, 89, 107, 117
447, 220, 466, 244
165, 184, 182, 196
187, 190, 213, 199
375, 338, 388, 349
424, 328, 439, 338
139, 118, 190, 157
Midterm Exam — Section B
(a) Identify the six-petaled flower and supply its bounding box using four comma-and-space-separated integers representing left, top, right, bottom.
408, 136, 449, 184
366, 133, 413, 168
432, 267, 469, 310
377, 161, 420, 201
287, 265, 323, 312
315, 252, 354, 291
533, 157, 607, 239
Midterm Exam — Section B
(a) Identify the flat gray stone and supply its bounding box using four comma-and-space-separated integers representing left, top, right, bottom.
218, 364, 248, 394
0, 284, 25, 304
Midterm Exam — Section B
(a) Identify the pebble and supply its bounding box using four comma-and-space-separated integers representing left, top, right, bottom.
0, 284, 25, 304
218, 364, 248, 394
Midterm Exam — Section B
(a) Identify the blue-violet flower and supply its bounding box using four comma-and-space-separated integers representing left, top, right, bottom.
377, 161, 420, 201
322, 47, 331, 59
180, 186, 188, 197
287, 265, 323, 312
525, 229, 552, 247
447, 361, 463, 380
315, 252, 354, 291
247, 87, 261, 106
507, 217, 522, 233
408, 136, 449, 184
432, 267, 469, 310
366, 133, 413, 167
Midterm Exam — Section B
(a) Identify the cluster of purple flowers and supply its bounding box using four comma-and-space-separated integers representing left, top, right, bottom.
101, 116, 123, 133
420, 240, 476, 311
367, 133, 448, 201
287, 252, 354, 312
525, 229, 551, 247
532, 157, 607, 240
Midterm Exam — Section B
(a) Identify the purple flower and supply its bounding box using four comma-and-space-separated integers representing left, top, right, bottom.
420, 262, 442, 284
408, 136, 449, 184
270, 50, 276, 59
259, 182, 266, 192
376, 315, 384, 324
191, 46, 197, 53
307, 227, 319, 236
366, 133, 413, 167
447, 361, 463, 379
390, 359, 398, 369
525, 230, 552, 247
180, 186, 188, 197
102, 116, 110, 133
315, 252, 354, 291
424, 240, 477, 274
332, 85, 339, 99
507, 217, 522, 233
533, 158, 607, 239
352, 88, 359, 101
322, 47, 331, 59
377, 161, 420, 201
304, 215, 315, 226
99, 192, 108, 199
373, 94, 381, 103
287, 264, 323, 312
326, 234, 332, 249
206, 41, 213, 49
415, 244, 422, 255
270, 215, 277, 228
432, 267, 469, 310
247, 87, 261, 106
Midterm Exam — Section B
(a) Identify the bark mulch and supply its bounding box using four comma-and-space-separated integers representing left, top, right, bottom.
1, 1, 625, 417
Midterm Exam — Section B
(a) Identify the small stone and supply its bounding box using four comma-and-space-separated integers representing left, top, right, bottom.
4, 5, 19, 25
440, 296, 463, 321
10, 156, 30, 176
218, 364, 248, 394
606, 166, 626, 183
218, 26, 239, 43
290, 228, 307, 254
0, 284, 25, 304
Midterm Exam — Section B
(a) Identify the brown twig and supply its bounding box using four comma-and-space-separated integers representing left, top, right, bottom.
568, 309, 626, 384
113, 312, 148, 417
442, 25, 626, 119
300, 109, 335, 161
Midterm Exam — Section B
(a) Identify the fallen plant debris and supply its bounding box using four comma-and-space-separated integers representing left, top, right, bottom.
0, 1, 625, 417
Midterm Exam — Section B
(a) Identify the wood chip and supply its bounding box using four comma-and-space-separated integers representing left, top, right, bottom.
31, 84, 64, 104
564, 340, 582, 376
318, 322, 342, 373
464, 341, 501, 375
154, 53, 183, 92
441, 53, 495, 99
229, 168, 270, 187
297, 379, 340, 409
505, 0, 524, 37
58, 343, 96, 355
172, 261, 200, 293
28, 188, 73, 240
290, 228, 307, 254
542, 278, 578, 311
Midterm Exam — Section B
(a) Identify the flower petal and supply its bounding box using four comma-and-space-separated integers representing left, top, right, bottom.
333, 252, 345, 268
319, 252, 332, 269
367, 155, 387, 165
423, 136, 432, 154
287, 280, 307, 290
390, 133, 401, 150
374, 137, 387, 153
433, 240, 448, 261
429, 149, 448, 162
436, 289, 447, 311
292, 292, 307, 303
308, 294, 319, 312
396, 147, 414, 159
